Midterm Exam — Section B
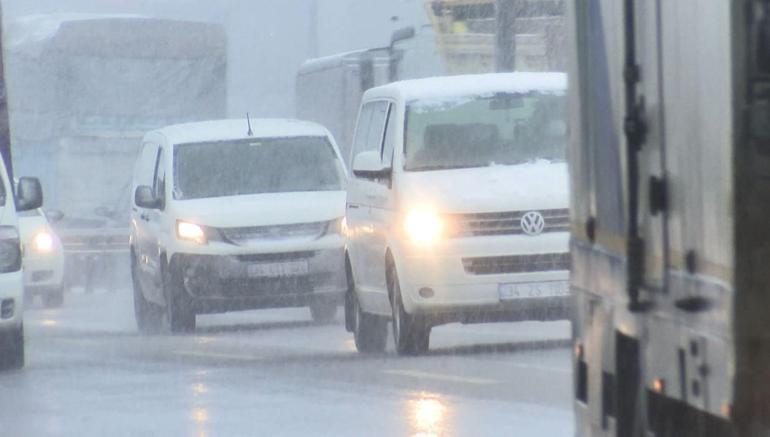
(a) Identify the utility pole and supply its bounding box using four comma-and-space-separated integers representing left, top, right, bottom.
0, 2, 13, 181
495, 0, 517, 72
308, 0, 320, 58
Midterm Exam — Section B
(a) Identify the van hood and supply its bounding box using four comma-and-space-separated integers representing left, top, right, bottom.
397, 161, 568, 213
173, 191, 346, 228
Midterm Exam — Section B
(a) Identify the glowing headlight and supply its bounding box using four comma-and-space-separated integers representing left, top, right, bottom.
32, 231, 55, 253
404, 209, 444, 244
326, 217, 347, 236
176, 221, 207, 245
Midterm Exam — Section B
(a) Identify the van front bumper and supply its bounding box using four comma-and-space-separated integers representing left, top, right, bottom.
170, 248, 346, 314
392, 233, 572, 323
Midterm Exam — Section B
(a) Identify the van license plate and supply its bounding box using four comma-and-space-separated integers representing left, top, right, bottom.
248, 261, 309, 278
499, 281, 569, 300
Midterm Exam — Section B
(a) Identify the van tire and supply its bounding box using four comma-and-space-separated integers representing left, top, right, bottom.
389, 265, 430, 356
132, 255, 163, 334
0, 324, 24, 370
163, 261, 196, 333
351, 290, 387, 353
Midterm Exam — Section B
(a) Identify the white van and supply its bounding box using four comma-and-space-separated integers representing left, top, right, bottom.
130, 119, 348, 333
0, 164, 43, 369
344, 73, 570, 355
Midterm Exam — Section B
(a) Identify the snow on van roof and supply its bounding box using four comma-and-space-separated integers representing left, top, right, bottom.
298, 48, 391, 75
364, 72, 567, 101
155, 119, 333, 145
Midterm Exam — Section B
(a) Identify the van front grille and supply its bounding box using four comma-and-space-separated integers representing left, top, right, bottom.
462, 252, 570, 275
448, 209, 569, 237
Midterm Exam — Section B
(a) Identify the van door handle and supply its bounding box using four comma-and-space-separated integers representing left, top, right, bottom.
347, 204, 359, 209
140, 213, 150, 222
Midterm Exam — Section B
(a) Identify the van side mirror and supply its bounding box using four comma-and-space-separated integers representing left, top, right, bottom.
134, 185, 161, 209
45, 209, 64, 223
16, 177, 43, 212
352, 151, 391, 180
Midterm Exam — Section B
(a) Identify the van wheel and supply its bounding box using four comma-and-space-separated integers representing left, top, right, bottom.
310, 299, 338, 323
0, 324, 24, 370
132, 255, 163, 334
389, 265, 430, 356
351, 289, 387, 353
42, 288, 64, 309
163, 262, 196, 333
345, 260, 386, 353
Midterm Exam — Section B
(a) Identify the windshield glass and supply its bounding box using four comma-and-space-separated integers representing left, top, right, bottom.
405, 92, 566, 171
173, 136, 344, 199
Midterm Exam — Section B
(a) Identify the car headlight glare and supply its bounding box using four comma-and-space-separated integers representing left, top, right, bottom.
177, 221, 207, 245
32, 231, 55, 253
404, 208, 443, 244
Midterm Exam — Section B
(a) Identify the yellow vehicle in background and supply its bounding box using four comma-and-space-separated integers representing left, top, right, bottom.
425, 0, 565, 73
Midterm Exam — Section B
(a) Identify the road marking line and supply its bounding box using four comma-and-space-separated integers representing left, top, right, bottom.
173, 350, 266, 361
383, 369, 497, 385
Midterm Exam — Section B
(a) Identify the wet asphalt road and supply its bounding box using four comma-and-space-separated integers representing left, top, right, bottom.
0, 290, 574, 437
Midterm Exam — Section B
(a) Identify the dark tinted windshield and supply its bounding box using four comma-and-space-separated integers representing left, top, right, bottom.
173, 136, 344, 200
405, 92, 566, 171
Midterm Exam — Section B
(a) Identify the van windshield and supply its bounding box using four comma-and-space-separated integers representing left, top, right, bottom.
404, 92, 566, 171
173, 136, 344, 200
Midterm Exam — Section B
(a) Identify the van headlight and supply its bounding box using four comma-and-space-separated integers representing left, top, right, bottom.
32, 230, 56, 253
403, 209, 444, 244
176, 221, 208, 245
324, 217, 347, 237
0, 226, 21, 272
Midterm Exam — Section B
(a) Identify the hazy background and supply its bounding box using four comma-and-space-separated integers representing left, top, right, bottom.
3, 0, 429, 116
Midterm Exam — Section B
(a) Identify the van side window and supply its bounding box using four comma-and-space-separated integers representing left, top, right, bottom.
381, 104, 395, 168
0, 176, 7, 207
134, 142, 158, 205
350, 103, 374, 171
350, 101, 390, 176
152, 149, 166, 208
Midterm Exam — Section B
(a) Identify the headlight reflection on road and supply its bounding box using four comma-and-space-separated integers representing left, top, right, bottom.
192, 407, 209, 424
191, 369, 210, 437
408, 393, 449, 437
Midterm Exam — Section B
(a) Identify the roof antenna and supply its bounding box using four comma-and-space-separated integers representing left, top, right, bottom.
246, 112, 253, 137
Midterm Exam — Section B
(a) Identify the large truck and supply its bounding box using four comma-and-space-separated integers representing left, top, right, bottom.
568, 1, 770, 436
295, 25, 448, 160
5, 15, 227, 291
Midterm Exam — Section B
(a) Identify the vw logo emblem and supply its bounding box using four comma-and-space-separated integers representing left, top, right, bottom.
521, 211, 546, 236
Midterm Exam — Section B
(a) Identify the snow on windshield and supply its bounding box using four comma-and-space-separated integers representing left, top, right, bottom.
405, 92, 566, 171
174, 136, 345, 199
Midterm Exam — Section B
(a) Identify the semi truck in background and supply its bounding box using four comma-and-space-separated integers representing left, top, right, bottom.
568, 0, 770, 436
4, 15, 227, 292
295, 27, 444, 159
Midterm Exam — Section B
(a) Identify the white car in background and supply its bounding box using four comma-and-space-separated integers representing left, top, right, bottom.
130, 119, 348, 333
0, 170, 43, 370
19, 209, 65, 308
345, 73, 570, 355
